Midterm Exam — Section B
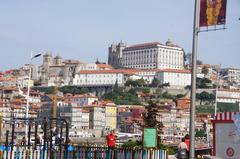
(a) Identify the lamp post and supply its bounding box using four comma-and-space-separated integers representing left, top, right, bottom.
189, 0, 200, 158
25, 53, 41, 139
214, 65, 221, 116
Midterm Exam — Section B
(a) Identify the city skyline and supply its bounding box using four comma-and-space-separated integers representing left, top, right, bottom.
0, 0, 239, 71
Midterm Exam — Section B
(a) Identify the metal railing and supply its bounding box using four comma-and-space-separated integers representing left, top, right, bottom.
0, 146, 168, 159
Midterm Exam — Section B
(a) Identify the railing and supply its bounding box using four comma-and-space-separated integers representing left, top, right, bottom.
0, 146, 168, 159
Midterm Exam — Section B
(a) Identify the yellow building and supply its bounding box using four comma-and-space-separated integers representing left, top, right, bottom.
104, 102, 117, 130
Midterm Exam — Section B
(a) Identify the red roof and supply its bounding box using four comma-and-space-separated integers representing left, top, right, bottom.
197, 64, 212, 68
79, 69, 137, 75
97, 64, 113, 69
124, 42, 162, 51
158, 69, 191, 74
70, 94, 97, 99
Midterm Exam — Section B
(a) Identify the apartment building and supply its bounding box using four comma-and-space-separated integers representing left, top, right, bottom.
220, 68, 240, 85
68, 94, 98, 107
71, 107, 89, 129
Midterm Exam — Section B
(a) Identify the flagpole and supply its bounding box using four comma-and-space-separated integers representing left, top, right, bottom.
190, 0, 200, 158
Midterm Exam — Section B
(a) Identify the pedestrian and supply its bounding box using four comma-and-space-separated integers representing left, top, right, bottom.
21, 137, 26, 146
184, 134, 190, 157
106, 130, 116, 159
106, 130, 116, 149
177, 138, 188, 159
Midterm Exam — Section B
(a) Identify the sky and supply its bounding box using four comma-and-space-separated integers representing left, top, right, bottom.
0, 0, 239, 71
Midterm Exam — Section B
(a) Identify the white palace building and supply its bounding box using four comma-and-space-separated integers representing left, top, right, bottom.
108, 40, 185, 70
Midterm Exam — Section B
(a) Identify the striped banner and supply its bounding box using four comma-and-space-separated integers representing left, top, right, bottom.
213, 112, 240, 121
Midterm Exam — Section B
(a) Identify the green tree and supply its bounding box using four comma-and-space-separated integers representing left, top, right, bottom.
176, 94, 185, 99
136, 78, 146, 87
125, 79, 137, 87
150, 78, 160, 87
102, 88, 141, 105
125, 79, 146, 87
195, 129, 205, 137
143, 101, 164, 134
121, 140, 142, 148
196, 91, 213, 105
159, 82, 170, 88
197, 77, 212, 88
202, 66, 209, 76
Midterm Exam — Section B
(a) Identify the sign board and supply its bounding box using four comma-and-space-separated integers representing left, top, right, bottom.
212, 112, 240, 158
199, 0, 227, 27
143, 128, 157, 148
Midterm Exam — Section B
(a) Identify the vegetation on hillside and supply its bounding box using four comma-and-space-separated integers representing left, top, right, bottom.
33, 86, 89, 94
196, 77, 214, 88
102, 82, 141, 105
196, 91, 215, 105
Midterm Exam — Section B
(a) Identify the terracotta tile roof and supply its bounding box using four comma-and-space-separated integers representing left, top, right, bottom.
29, 110, 37, 114
97, 64, 113, 69
178, 97, 190, 100
70, 94, 97, 99
79, 68, 190, 75
124, 41, 182, 51
124, 42, 162, 51
0, 86, 18, 91
135, 69, 161, 73
45, 94, 63, 100
79, 69, 138, 75
31, 104, 41, 109
82, 109, 89, 113
11, 105, 23, 109
158, 69, 191, 74
197, 64, 212, 68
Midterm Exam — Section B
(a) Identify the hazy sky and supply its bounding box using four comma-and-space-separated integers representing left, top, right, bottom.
0, 0, 239, 71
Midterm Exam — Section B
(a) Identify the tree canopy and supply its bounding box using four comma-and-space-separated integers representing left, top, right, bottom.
196, 91, 215, 105
143, 101, 164, 134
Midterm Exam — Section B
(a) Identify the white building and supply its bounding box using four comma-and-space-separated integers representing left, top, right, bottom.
220, 68, 240, 85
73, 70, 127, 86
156, 69, 191, 88
17, 76, 34, 88
217, 89, 240, 103
157, 106, 177, 136
71, 107, 89, 129
109, 40, 184, 70
128, 69, 160, 84
76, 63, 113, 71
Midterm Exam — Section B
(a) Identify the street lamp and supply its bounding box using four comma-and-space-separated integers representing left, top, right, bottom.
214, 65, 221, 116
25, 53, 41, 139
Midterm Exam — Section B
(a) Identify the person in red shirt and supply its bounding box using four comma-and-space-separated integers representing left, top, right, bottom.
106, 130, 116, 149
184, 134, 190, 157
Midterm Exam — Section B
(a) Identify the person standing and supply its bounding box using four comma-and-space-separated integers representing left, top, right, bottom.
106, 130, 116, 159
21, 137, 26, 146
177, 138, 188, 159
184, 134, 190, 157
106, 130, 116, 149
